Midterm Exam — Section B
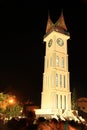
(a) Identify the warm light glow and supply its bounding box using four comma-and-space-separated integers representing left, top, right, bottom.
8, 98, 15, 105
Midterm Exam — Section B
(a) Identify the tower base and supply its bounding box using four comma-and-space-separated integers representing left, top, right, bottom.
35, 108, 85, 123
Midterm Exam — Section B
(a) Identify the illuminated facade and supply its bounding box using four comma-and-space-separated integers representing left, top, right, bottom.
41, 11, 71, 114
36, 11, 71, 116
35, 12, 86, 123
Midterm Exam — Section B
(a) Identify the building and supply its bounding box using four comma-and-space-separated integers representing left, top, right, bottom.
41, 11, 71, 112
35, 11, 85, 123
77, 97, 87, 113
35, 11, 72, 116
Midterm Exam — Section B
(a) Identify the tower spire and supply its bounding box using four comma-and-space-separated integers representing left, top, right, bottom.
55, 10, 67, 31
46, 11, 54, 33
45, 10, 69, 37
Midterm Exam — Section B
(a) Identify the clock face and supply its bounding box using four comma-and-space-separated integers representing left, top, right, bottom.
57, 38, 64, 46
48, 39, 53, 47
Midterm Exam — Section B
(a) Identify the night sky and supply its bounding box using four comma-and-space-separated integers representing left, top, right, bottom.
0, 1, 87, 105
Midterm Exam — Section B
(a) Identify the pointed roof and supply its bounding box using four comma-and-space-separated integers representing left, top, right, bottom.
45, 10, 69, 36
46, 12, 54, 33
55, 11, 67, 31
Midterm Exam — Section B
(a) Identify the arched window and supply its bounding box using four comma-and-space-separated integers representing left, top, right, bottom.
60, 74, 62, 87
56, 94, 58, 109
64, 95, 66, 109
56, 74, 58, 87
60, 95, 62, 109
62, 57, 64, 68
64, 75, 66, 88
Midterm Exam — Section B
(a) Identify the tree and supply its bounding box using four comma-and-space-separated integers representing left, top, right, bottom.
5, 104, 22, 119
71, 88, 78, 110
0, 92, 23, 119
0, 93, 8, 101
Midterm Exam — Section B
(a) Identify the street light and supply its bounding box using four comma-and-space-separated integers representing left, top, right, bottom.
8, 97, 16, 105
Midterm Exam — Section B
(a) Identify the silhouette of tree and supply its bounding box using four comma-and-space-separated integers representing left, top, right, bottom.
71, 88, 78, 110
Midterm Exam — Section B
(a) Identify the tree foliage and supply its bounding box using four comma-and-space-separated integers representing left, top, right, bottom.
5, 104, 22, 119
0, 92, 23, 119
71, 88, 78, 110
0, 92, 8, 101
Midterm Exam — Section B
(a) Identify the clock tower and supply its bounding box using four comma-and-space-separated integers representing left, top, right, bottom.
35, 11, 85, 121
40, 11, 71, 114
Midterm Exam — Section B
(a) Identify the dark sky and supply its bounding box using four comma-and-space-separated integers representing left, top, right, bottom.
0, 1, 87, 105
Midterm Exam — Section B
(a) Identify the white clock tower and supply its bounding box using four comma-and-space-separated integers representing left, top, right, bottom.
41, 11, 71, 114
35, 11, 72, 117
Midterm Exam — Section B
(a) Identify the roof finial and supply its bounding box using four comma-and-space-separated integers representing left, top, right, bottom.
46, 10, 54, 33
55, 9, 67, 31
